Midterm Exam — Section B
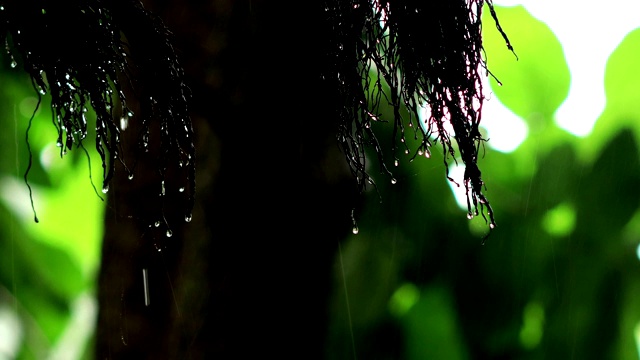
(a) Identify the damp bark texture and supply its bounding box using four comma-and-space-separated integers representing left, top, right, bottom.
0, 0, 196, 226
324, 0, 514, 229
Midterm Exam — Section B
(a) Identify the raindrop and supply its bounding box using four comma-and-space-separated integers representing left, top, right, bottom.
391, 178, 397, 185
178, 187, 185, 193
394, 159, 399, 167
154, 221, 160, 227
489, 222, 496, 229
404, 149, 409, 154
127, 173, 134, 180
160, 180, 165, 196
351, 209, 359, 235
10, 60, 17, 68
102, 185, 109, 194
467, 213, 473, 220
120, 116, 129, 130
418, 150, 424, 156
185, 214, 192, 223
166, 230, 173, 238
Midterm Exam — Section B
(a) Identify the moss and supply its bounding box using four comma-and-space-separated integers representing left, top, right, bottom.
0, 0, 195, 224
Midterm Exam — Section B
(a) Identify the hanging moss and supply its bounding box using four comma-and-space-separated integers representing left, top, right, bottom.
1, 0, 512, 237
0, 0, 195, 224
322, 0, 514, 233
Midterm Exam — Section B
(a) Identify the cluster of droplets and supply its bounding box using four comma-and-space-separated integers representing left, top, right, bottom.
2, 1, 198, 229
322, 0, 512, 235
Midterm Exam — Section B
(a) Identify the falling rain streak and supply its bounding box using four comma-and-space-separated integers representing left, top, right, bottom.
142, 268, 150, 306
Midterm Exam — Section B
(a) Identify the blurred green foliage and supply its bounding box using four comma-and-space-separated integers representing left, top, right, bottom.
0, 60, 104, 358
327, 4, 640, 360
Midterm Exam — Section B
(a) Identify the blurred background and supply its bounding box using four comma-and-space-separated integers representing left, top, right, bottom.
3, 1, 640, 359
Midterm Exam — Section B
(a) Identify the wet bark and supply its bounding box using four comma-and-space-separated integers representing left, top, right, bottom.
96, 1, 355, 358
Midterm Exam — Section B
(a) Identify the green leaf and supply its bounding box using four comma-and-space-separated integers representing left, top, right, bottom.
577, 129, 640, 235
482, 5, 570, 127
400, 285, 469, 360
586, 27, 640, 162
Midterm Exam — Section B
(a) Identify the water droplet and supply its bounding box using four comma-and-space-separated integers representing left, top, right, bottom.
160, 181, 165, 196
178, 187, 185, 193
404, 149, 409, 155
102, 185, 109, 194
10, 60, 17, 68
166, 230, 173, 238
394, 159, 399, 167
120, 116, 129, 130
418, 150, 424, 156
489, 222, 496, 229
391, 178, 397, 185
128, 173, 134, 180
154, 221, 160, 228
352, 226, 359, 235
467, 213, 473, 220
185, 214, 192, 223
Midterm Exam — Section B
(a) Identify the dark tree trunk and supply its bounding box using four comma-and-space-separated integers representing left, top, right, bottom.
97, 1, 355, 358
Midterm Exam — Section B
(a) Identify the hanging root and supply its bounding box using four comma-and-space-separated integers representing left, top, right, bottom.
0, 0, 195, 226
323, 0, 514, 236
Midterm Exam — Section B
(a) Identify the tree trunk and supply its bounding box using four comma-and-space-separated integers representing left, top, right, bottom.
96, 1, 356, 358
